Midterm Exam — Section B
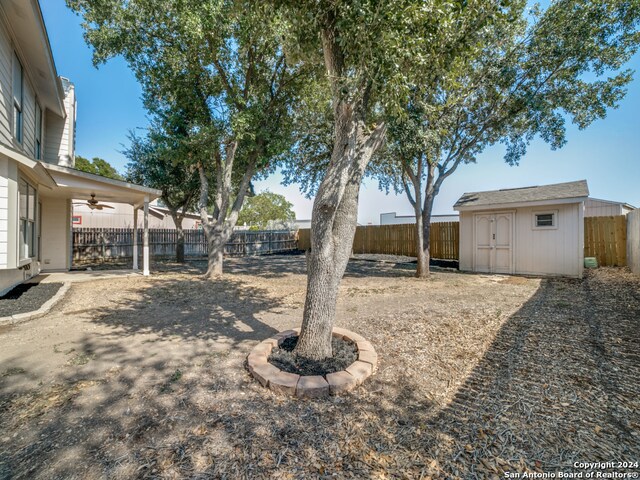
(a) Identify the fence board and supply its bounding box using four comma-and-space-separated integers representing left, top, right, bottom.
73, 228, 298, 265
297, 222, 459, 260
584, 216, 627, 267
300, 216, 627, 267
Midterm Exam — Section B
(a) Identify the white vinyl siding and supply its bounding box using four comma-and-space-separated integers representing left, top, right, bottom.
0, 156, 8, 268
40, 197, 70, 270
44, 112, 66, 164
0, 19, 12, 144
21, 71, 37, 154
12, 51, 22, 144
34, 102, 42, 159
0, 18, 47, 160
45, 79, 75, 166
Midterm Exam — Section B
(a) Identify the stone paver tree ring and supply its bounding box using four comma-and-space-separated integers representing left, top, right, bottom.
247, 327, 377, 398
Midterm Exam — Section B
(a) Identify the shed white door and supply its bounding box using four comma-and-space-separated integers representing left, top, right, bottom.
474, 212, 513, 274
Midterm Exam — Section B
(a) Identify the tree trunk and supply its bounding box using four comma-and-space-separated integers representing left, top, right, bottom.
294, 102, 386, 360
204, 224, 233, 278
420, 186, 437, 278
413, 162, 436, 279
176, 228, 185, 263
168, 209, 186, 263
197, 144, 256, 278
415, 213, 429, 278
296, 177, 361, 359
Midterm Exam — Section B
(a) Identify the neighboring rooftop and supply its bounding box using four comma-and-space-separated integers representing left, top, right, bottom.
454, 180, 589, 209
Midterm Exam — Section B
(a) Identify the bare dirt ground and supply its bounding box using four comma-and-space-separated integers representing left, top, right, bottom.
0, 255, 638, 479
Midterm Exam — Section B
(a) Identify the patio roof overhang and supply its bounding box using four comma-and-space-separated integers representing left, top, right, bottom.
39, 162, 162, 207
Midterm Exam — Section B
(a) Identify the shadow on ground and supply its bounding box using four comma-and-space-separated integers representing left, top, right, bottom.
0, 267, 638, 479
184, 254, 421, 279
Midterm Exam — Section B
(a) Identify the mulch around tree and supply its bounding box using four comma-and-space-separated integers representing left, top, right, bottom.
268, 335, 358, 376
0, 282, 63, 317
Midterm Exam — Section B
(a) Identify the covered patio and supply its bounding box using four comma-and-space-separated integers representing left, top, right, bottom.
38, 162, 161, 275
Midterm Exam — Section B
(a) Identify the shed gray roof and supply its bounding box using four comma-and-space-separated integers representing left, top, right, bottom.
454, 180, 589, 209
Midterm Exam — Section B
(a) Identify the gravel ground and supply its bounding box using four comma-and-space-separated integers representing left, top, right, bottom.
0, 282, 63, 317
0, 256, 638, 479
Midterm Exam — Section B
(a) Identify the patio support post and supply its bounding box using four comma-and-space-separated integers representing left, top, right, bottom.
132, 206, 139, 270
143, 195, 150, 276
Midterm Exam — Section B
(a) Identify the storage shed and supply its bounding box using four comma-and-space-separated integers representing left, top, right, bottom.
454, 180, 589, 278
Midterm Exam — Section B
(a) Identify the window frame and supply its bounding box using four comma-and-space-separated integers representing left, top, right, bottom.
12, 52, 23, 145
532, 210, 558, 230
18, 178, 38, 262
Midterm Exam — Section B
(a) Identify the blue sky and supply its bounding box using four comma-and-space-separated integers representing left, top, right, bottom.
43, 3, 640, 225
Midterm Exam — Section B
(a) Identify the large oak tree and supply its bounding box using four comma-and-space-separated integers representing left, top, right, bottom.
275, 0, 513, 359
371, 0, 640, 277
69, 0, 310, 277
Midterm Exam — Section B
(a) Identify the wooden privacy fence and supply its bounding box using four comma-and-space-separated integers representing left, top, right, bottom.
72, 228, 298, 264
299, 216, 628, 267
298, 222, 460, 260
584, 215, 627, 267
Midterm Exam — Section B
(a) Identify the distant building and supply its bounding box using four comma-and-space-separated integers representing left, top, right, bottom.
294, 219, 312, 229
379, 212, 459, 225
72, 200, 202, 229
584, 197, 635, 217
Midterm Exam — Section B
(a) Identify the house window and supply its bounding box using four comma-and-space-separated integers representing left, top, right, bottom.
534, 212, 556, 229
35, 103, 43, 159
19, 179, 37, 260
13, 53, 23, 144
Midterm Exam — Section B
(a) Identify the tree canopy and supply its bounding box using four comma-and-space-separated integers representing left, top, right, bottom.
75, 156, 123, 180
69, 0, 312, 276
367, 0, 640, 277
237, 191, 295, 230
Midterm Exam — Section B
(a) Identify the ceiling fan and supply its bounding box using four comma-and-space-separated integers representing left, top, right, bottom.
73, 194, 115, 210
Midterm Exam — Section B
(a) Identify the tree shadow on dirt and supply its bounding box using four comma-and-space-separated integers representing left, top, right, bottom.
75, 275, 282, 346
427, 271, 640, 477
192, 254, 421, 279
1, 269, 638, 479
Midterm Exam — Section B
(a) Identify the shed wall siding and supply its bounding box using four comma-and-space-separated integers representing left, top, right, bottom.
459, 211, 474, 271
628, 209, 640, 275
513, 204, 582, 276
459, 203, 582, 277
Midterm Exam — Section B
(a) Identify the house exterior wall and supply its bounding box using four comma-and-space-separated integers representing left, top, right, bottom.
0, 8, 75, 168
44, 79, 75, 167
627, 209, 640, 275
0, 15, 14, 146
459, 202, 583, 277
40, 196, 70, 271
0, 156, 8, 268
0, 4, 81, 293
0, 159, 41, 294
